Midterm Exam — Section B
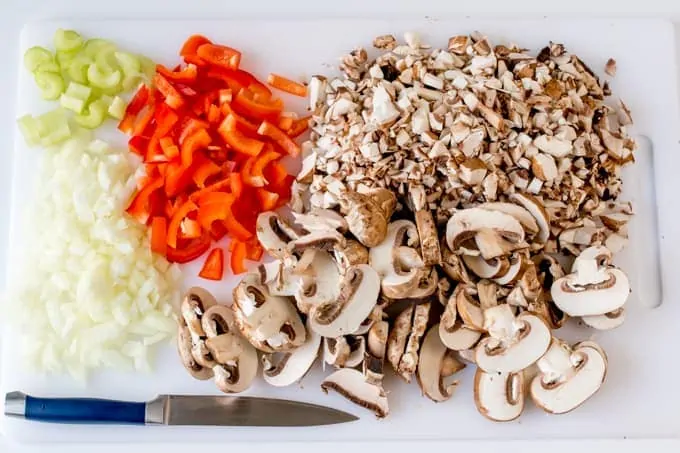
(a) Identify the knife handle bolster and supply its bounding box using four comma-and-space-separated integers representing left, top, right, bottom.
24, 395, 146, 424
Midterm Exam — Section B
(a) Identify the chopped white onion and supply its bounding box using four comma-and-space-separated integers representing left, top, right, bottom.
9, 136, 181, 380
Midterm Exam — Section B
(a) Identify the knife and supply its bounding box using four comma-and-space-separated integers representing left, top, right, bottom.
4, 391, 358, 427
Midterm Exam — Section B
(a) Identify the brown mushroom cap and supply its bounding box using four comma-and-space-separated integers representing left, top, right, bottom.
417, 324, 466, 402
176, 324, 213, 381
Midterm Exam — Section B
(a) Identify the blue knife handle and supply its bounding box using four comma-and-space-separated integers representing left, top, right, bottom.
24, 395, 146, 424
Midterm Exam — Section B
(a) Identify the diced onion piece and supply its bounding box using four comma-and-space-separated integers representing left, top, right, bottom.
24, 46, 54, 72
108, 96, 127, 120
87, 63, 121, 90
54, 29, 83, 53
34, 71, 65, 100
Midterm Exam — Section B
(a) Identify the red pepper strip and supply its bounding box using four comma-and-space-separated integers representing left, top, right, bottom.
183, 54, 207, 67
232, 89, 283, 121
166, 231, 211, 264
258, 120, 301, 157
150, 217, 168, 256
128, 136, 149, 156
167, 199, 198, 249
176, 117, 209, 145
267, 73, 308, 97
145, 141, 169, 163
277, 115, 294, 131
230, 172, 243, 198
199, 248, 224, 281
197, 191, 233, 206
197, 43, 242, 70
218, 89, 232, 104
118, 85, 150, 134
242, 148, 281, 187
196, 199, 252, 242
192, 159, 221, 189
160, 136, 180, 159
220, 103, 259, 136
206, 69, 272, 98
230, 241, 248, 274
218, 115, 265, 156
288, 116, 310, 138
153, 73, 185, 110
132, 106, 155, 137
175, 84, 198, 97
264, 160, 289, 187
165, 161, 194, 197
154, 103, 179, 136
126, 177, 164, 225
181, 128, 211, 167
156, 63, 198, 84
240, 156, 262, 187
207, 104, 221, 125
256, 188, 279, 211
245, 240, 263, 261
180, 34, 212, 57
191, 91, 217, 117
189, 178, 232, 202
206, 146, 228, 164
180, 218, 202, 239
209, 222, 227, 241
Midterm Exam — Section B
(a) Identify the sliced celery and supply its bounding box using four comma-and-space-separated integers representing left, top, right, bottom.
56, 49, 78, 68
139, 55, 156, 82
83, 39, 116, 58
24, 46, 54, 72
74, 100, 107, 129
34, 61, 61, 74
65, 82, 92, 102
59, 94, 86, 114
67, 54, 92, 84
17, 114, 41, 146
98, 94, 114, 108
108, 96, 127, 120
114, 52, 141, 76
54, 29, 83, 53
87, 63, 121, 90
122, 75, 142, 92
34, 72, 65, 100
95, 49, 120, 74
36, 109, 71, 146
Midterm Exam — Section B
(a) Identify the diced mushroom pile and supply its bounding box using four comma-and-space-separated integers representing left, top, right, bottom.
176, 32, 635, 422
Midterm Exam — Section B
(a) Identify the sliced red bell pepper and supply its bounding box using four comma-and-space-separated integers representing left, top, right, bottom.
244, 240, 264, 261
256, 188, 279, 211
128, 135, 149, 156
126, 177, 164, 225
206, 145, 228, 164
153, 102, 180, 137
218, 115, 265, 156
277, 115, 294, 131
165, 162, 194, 197
206, 69, 271, 97
180, 34, 212, 57
288, 116, 310, 138
197, 43, 241, 70
156, 63, 198, 84
150, 217, 168, 256
192, 158, 221, 189
199, 248, 224, 281
207, 104, 221, 125
160, 136, 180, 159
189, 178, 232, 202
118, 85, 150, 134
145, 139, 170, 163
209, 222, 227, 241
166, 231, 211, 264
180, 218, 202, 239
153, 73, 185, 110
167, 199, 198, 249
180, 128, 211, 167
176, 116, 209, 145
241, 148, 281, 187
258, 120, 301, 157
132, 106, 156, 137
230, 241, 248, 274
232, 89, 283, 121
220, 103, 259, 136
196, 191, 233, 206
218, 89, 232, 104
230, 172, 243, 198
267, 73, 307, 97
264, 160, 289, 187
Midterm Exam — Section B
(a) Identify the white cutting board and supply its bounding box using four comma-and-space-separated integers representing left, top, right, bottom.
2, 18, 679, 443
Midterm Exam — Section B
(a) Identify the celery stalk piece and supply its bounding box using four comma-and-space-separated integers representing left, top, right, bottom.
74, 100, 107, 129
65, 82, 92, 102
24, 46, 54, 72
83, 39, 116, 58
34, 72, 65, 100
59, 94, 86, 114
17, 114, 41, 146
67, 54, 93, 84
108, 96, 127, 120
34, 61, 61, 74
36, 109, 71, 146
87, 63, 122, 90
54, 29, 84, 53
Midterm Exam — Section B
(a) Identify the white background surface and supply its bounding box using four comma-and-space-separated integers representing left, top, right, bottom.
1, 0, 679, 452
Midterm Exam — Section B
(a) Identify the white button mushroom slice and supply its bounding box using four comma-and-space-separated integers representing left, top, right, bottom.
410, 186, 441, 266
180, 287, 217, 368
292, 251, 341, 314
455, 285, 485, 331
403, 268, 439, 300
262, 320, 321, 387
323, 336, 365, 369
397, 302, 431, 383
551, 245, 630, 317
530, 338, 608, 414
176, 324, 214, 380
256, 212, 300, 260
441, 244, 474, 284
288, 229, 346, 254
492, 253, 525, 286
333, 239, 369, 274
291, 209, 348, 233
387, 304, 413, 374
309, 264, 380, 338
308, 75, 327, 111
458, 158, 488, 186
462, 255, 507, 279
364, 320, 389, 385
446, 208, 525, 260
581, 307, 625, 330
201, 305, 259, 394
457, 348, 477, 365
474, 228, 528, 261
474, 369, 525, 422
417, 324, 466, 402
321, 367, 389, 418
478, 202, 540, 235
475, 304, 552, 373
439, 294, 482, 351
232, 273, 306, 353
509, 193, 551, 244
339, 190, 393, 248
297, 151, 317, 184
531, 153, 558, 182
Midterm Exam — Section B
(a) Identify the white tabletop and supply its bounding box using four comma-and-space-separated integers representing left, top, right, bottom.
1, 0, 679, 451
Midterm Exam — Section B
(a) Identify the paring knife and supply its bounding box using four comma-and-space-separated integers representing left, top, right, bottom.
4, 391, 358, 427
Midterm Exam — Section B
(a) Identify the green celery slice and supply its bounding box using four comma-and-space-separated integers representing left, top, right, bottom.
24, 46, 54, 72
87, 63, 121, 90
122, 75, 142, 92
139, 55, 156, 82
67, 54, 92, 84
108, 96, 127, 120
36, 109, 71, 146
17, 114, 41, 146
59, 94, 86, 113
74, 100, 107, 129
54, 29, 83, 53
83, 39, 116, 58
99, 94, 114, 107
114, 52, 141, 76
65, 82, 92, 101
35, 72, 65, 100
56, 49, 79, 68
34, 61, 61, 74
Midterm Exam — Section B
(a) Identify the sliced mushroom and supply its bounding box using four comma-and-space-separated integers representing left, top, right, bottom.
364, 319, 389, 384
232, 273, 306, 352
321, 368, 389, 418
177, 324, 213, 380
410, 185, 441, 265
309, 264, 380, 337
339, 189, 395, 247
417, 324, 466, 402
474, 369, 525, 422
202, 305, 259, 393
292, 251, 341, 314
256, 212, 299, 260
181, 287, 217, 367
397, 302, 431, 383
446, 208, 526, 260
333, 239, 369, 274
288, 229, 346, 254
509, 193, 551, 244
323, 336, 365, 368
441, 243, 474, 283
455, 285, 485, 331
463, 255, 508, 279
292, 208, 348, 233
530, 338, 608, 414
475, 304, 552, 373
263, 320, 321, 387
581, 307, 625, 330
492, 253, 524, 285
551, 245, 630, 317
478, 202, 539, 235
439, 293, 482, 350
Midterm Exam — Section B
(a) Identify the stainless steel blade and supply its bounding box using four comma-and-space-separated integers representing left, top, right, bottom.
155, 395, 358, 427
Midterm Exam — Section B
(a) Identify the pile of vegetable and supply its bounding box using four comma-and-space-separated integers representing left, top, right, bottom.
19, 29, 153, 146
10, 133, 180, 379
119, 34, 308, 280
